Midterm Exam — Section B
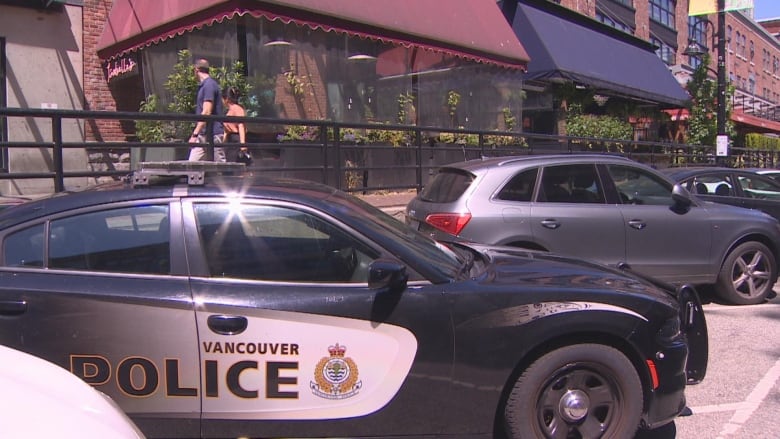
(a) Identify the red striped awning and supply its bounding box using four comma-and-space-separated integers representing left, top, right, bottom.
97, 0, 529, 70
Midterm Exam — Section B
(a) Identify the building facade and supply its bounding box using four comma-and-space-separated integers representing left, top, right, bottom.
2, 0, 780, 197
550, 0, 780, 136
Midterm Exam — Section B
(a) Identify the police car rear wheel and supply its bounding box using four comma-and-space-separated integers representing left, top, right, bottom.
504, 344, 642, 439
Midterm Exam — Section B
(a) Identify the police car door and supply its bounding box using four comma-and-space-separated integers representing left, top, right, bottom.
183, 200, 445, 438
0, 202, 201, 438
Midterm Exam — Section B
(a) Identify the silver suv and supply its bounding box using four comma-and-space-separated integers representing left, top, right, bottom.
406, 154, 780, 305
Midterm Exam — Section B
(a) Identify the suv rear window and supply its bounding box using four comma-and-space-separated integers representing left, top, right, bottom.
420, 168, 474, 203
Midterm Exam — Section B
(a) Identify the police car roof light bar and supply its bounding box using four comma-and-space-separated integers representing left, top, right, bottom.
132, 161, 246, 186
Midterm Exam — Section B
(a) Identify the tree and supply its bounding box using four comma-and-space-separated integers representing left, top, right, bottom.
137, 49, 253, 141
685, 53, 735, 146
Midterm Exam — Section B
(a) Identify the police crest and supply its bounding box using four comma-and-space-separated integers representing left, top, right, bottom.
310, 343, 362, 399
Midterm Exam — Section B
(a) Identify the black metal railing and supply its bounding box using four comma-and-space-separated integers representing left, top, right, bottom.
0, 107, 777, 195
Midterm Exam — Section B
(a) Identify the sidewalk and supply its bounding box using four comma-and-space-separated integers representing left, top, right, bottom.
356, 189, 417, 219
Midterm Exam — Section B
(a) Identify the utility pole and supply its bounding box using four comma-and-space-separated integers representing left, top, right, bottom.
716, 0, 728, 163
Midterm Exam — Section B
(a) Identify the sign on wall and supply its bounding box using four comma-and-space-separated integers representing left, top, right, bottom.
689, 0, 754, 16
104, 53, 139, 83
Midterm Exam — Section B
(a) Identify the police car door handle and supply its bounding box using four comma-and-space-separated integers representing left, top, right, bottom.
628, 219, 647, 230
207, 314, 248, 335
0, 300, 27, 316
540, 219, 561, 229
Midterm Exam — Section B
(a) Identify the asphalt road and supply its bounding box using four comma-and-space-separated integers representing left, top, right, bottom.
647, 285, 780, 439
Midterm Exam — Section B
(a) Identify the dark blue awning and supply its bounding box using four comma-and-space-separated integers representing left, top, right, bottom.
512, 2, 690, 107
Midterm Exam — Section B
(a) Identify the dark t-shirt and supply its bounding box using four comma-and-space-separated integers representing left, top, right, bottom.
195, 76, 224, 136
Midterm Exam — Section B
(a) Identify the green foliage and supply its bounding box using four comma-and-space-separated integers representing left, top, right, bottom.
136, 94, 165, 143
397, 92, 415, 124
745, 133, 780, 150
277, 125, 321, 142
502, 107, 516, 131
685, 53, 735, 146
446, 90, 460, 126
137, 49, 256, 141
484, 134, 527, 147
438, 128, 479, 145
565, 113, 633, 140
365, 126, 411, 146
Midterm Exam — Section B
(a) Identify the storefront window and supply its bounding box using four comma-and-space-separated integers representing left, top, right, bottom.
136, 16, 523, 132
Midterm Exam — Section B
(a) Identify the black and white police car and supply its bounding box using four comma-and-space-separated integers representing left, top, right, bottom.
0, 162, 707, 438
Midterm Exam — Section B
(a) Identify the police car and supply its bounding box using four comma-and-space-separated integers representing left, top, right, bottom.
0, 162, 707, 438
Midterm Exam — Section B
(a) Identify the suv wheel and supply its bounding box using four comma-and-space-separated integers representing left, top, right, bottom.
716, 241, 776, 305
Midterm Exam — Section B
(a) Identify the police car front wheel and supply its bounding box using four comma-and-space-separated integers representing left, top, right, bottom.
503, 344, 642, 439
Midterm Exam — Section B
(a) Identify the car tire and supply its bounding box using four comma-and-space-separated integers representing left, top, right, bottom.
716, 241, 776, 305
503, 344, 642, 439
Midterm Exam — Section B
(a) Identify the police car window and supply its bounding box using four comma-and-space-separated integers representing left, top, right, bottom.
194, 203, 379, 283
3, 224, 45, 268
48, 205, 170, 274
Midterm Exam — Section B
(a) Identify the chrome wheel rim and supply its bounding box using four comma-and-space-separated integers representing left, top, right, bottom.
731, 249, 772, 300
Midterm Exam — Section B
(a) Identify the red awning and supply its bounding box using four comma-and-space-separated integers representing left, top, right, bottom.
731, 110, 780, 133
663, 108, 690, 121
97, 0, 529, 70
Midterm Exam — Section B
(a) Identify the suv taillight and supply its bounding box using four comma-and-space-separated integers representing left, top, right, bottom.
425, 213, 472, 235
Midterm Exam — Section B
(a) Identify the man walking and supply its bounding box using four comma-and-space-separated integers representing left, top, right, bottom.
188, 58, 226, 161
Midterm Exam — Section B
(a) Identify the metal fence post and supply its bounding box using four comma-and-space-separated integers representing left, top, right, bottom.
52, 116, 64, 192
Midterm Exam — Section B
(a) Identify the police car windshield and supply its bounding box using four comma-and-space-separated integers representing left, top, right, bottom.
326, 192, 462, 277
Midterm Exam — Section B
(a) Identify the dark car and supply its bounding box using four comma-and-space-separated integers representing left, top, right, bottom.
0, 162, 706, 439
406, 154, 780, 305
663, 166, 780, 222
743, 167, 780, 184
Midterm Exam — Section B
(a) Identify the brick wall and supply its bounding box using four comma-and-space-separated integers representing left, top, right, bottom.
83, 0, 127, 142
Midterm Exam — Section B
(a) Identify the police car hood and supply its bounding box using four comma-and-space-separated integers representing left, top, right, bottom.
467, 243, 678, 302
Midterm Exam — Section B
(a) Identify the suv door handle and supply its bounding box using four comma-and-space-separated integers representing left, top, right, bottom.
207, 315, 248, 335
540, 219, 561, 229
628, 219, 646, 230
0, 300, 27, 316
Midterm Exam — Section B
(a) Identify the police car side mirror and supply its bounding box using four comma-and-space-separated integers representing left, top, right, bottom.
368, 259, 408, 294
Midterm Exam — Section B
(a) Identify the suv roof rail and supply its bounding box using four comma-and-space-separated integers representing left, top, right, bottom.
131, 161, 245, 187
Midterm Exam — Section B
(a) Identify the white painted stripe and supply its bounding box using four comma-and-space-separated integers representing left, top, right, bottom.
687, 358, 780, 438
688, 401, 756, 414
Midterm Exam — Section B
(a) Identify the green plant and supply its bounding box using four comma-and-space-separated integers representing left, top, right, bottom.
365, 125, 410, 146
446, 90, 460, 126
397, 92, 415, 124
283, 67, 308, 98
438, 128, 478, 145
745, 133, 780, 150
277, 125, 321, 142
137, 49, 255, 141
484, 134, 527, 147
502, 107, 517, 131
136, 94, 165, 143
686, 53, 736, 146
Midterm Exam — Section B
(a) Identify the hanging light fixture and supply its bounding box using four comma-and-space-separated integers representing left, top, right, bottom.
264, 19, 293, 47
346, 35, 377, 62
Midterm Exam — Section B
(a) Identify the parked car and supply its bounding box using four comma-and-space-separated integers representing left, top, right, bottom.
743, 167, 780, 183
405, 154, 780, 305
0, 196, 29, 211
662, 167, 780, 222
0, 161, 707, 439
0, 344, 145, 438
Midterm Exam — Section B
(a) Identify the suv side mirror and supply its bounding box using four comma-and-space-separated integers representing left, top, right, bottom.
368, 259, 408, 294
672, 184, 693, 209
